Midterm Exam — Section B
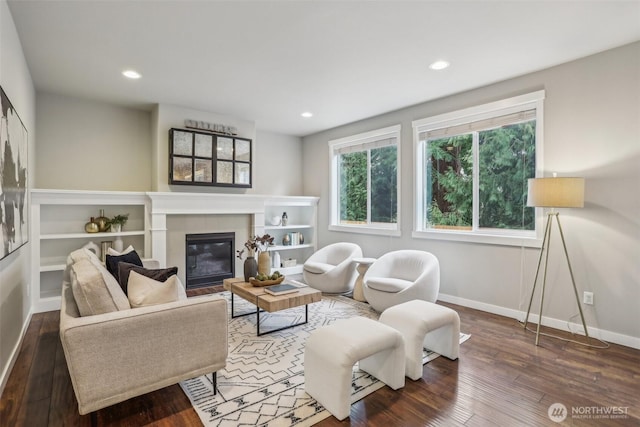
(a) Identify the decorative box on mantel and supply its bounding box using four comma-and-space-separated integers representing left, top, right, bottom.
169, 128, 252, 188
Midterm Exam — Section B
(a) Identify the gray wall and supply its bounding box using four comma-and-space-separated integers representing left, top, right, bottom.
0, 0, 36, 392
35, 92, 152, 191
302, 42, 640, 346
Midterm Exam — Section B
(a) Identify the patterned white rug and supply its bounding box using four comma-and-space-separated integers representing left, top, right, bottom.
180, 293, 470, 426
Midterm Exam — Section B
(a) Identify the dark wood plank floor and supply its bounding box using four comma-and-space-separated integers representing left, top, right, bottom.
2, 287, 639, 426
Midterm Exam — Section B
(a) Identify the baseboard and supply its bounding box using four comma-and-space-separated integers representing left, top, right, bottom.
0, 309, 33, 397
438, 293, 640, 350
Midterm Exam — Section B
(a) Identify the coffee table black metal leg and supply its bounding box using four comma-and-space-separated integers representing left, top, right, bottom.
230, 292, 262, 319
256, 303, 310, 336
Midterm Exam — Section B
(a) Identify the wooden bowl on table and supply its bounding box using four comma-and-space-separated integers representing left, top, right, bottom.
249, 276, 285, 287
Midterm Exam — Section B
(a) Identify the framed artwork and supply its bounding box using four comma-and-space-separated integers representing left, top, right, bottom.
0, 86, 29, 260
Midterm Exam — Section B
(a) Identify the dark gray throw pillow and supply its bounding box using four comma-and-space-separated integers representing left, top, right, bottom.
105, 250, 143, 281
117, 262, 178, 295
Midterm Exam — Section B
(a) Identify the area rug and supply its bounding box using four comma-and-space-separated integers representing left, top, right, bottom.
180, 293, 470, 426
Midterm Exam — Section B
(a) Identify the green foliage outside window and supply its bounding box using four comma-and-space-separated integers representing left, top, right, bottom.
338, 146, 397, 225
339, 152, 367, 223
426, 121, 535, 231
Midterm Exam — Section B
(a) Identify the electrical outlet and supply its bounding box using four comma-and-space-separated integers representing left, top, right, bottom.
583, 291, 594, 305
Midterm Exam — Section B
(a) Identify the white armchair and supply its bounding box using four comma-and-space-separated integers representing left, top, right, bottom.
363, 250, 440, 312
303, 242, 363, 294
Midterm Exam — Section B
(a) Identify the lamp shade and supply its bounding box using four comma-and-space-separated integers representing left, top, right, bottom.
527, 177, 584, 208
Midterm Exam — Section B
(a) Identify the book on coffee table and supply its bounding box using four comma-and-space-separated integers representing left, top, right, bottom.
264, 284, 299, 296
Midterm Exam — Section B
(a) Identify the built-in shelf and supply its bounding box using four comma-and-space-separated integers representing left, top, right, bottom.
31, 190, 319, 313
40, 230, 145, 240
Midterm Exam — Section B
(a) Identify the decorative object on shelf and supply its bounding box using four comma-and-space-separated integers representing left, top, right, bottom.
81, 241, 101, 260
95, 209, 110, 232
184, 119, 238, 136
109, 213, 129, 233
287, 232, 302, 246
84, 217, 99, 233
113, 236, 124, 253
270, 215, 281, 226
272, 251, 281, 269
281, 212, 288, 226
282, 233, 291, 246
282, 258, 297, 268
100, 241, 113, 263
0, 86, 29, 261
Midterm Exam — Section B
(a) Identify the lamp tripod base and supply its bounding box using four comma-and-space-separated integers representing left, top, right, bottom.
523, 212, 590, 346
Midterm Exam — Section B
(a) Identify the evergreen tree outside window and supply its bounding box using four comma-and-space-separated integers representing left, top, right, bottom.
329, 125, 401, 235
413, 91, 544, 245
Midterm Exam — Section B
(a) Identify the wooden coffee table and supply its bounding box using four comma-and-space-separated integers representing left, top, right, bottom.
223, 278, 322, 336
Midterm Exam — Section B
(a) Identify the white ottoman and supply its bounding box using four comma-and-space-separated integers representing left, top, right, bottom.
304, 316, 405, 420
379, 300, 460, 381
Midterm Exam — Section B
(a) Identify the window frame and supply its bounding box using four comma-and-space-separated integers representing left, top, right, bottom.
412, 91, 545, 247
329, 124, 402, 236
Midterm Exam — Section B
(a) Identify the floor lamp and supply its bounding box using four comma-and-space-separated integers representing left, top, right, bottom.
523, 176, 588, 346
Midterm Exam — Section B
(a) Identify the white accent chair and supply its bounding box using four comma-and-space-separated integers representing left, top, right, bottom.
302, 242, 362, 294
362, 250, 440, 312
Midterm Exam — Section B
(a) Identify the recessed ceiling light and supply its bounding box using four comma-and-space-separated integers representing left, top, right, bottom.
429, 60, 450, 71
122, 70, 142, 79
301, 112, 313, 118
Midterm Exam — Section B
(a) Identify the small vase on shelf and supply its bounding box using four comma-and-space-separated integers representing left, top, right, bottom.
111, 223, 122, 233
244, 257, 258, 282
281, 212, 288, 226
113, 236, 124, 253
84, 217, 99, 233
95, 209, 110, 232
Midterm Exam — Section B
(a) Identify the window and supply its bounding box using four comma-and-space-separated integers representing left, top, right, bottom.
412, 91, 544, 245
329, 125, 401, 235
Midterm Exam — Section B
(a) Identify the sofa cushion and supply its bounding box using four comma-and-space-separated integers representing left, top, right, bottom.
366, 277, 413, 293
105, 250, 143, 281
117, 262, 178, 295
71, 258, 131, 316
303, 261, 334, 274
127, 271, 181, 308
107, 245, 135, 256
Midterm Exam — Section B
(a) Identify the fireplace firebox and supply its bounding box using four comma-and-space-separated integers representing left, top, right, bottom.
185, 232, 235, 289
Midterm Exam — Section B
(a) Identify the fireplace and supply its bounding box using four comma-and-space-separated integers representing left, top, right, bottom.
185, 232, 235, 289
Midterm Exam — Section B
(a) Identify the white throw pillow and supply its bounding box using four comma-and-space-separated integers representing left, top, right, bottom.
127, 270, 180, 308
107, 245, 135, 256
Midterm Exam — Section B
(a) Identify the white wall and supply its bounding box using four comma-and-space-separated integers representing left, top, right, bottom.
35, 92, 151, 191
302, 42, 640, 347
0, 0, 36, 393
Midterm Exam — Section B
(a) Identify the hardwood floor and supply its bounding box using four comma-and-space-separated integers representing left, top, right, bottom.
2, 288, 638, 426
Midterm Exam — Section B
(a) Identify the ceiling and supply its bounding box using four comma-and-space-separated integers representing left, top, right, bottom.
7, 1, 640, 137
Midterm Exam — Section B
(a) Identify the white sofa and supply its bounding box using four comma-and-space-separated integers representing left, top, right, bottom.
60, 248, 228, 415
363, 250, 440, 312
302, 242, 362, 294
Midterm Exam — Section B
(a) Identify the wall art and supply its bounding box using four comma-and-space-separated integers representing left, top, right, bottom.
0, 86, 29, 260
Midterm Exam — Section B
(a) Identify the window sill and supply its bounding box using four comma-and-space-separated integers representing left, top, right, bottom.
412, 230, 541, 248
329, 224, 401, 237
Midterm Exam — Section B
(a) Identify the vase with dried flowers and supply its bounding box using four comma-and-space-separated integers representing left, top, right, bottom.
237, 234, 275, 281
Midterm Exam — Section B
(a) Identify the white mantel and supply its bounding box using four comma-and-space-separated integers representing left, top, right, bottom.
146, 192, 318, 266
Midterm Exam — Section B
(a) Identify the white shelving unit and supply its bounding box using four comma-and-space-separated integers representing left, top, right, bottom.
264, 196, 319, 276
30, 189, 149, 313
